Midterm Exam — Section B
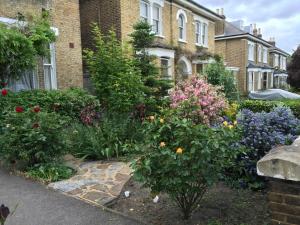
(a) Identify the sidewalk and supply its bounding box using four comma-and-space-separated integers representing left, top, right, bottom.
0, 169, 142, 225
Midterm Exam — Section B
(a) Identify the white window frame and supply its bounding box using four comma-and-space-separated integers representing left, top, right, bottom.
263, 47, 268, 63
274, 54, 279, 67
258, 45, 262, 63
152, 4, 162, 36
140, 0, 150, 22
283, 57, 287, 70
248, 71, 255, 92
195, 21, 201, 45
43, 43, 57, 90
176, 9, 187, 42
248, 41, 255, 61
160, 57, 172, 79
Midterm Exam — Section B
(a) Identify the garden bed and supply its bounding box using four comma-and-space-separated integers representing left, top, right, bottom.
110, 179, 270, 225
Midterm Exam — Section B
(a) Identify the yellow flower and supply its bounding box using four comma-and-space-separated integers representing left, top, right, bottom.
176, 147, 183, 154
159, 142, 166, 147
149, 116, 155, 121
223, 121, 228, 127
233, 120, 238, 126
160, 118, 164, 124
228, 125, 234, 130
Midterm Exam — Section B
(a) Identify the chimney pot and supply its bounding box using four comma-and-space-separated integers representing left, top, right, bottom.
216, 9, 220, 14
220, 8, 224, 16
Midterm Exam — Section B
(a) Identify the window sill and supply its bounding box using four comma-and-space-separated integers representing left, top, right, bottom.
195, 43, 208, 48
178, 39, 187, 44
155, 34, 165, 39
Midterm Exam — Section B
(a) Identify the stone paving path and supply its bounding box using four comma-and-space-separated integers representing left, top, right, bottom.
49, 160, 132, 206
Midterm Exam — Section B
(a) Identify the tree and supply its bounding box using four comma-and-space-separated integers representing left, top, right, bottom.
130, 21, 173, 114
287, 45, 300, 89
204, 57, 239, 101
84, 25, 145, 113
0, 12, 56, 83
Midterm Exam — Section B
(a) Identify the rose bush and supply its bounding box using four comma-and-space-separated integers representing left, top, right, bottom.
132, 109, 242, 219
0, 107, 69, 169
170, 77, 228, 125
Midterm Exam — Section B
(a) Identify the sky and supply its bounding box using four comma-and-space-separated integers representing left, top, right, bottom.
197, 0, 300, 54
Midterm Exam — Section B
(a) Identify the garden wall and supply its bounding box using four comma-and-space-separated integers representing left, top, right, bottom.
257, 137, 300, 225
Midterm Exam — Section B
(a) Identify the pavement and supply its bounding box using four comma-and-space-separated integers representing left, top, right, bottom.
0, 169, 143, 225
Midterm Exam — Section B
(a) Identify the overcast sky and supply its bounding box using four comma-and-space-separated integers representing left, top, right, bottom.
197, 0, 300, 54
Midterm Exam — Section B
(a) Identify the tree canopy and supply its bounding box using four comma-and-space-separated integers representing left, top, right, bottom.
287, 45, 300, 89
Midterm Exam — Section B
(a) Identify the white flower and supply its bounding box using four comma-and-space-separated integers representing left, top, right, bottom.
6, 124, 10, 128
153, 195, 159, 203
124, 191, 130, 198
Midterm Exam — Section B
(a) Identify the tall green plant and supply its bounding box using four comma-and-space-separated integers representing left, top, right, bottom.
204, 58, 239, 101
130, 21, 173, 114
84, 25, 144, 112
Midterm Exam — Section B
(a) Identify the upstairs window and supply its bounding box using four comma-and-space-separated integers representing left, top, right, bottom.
140, 0, 150, 22
263, 47, 268, 63
258, 45, 262, 62
195, 21, 201, 44
283, 57, 287, 70
248, 42, 255, 61
178, 14, 185, 41
201, 22, 208, 46
152, 4, 161, 35
274, 54, 279, 67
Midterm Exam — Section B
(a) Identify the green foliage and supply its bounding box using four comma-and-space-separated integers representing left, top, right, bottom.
0, 13, 55, 82
287, 45, 300, 88
132, 109, 242, 219
239, 99, 300, 119
66, 113, 143, 160
0, 110, 68, 169
130, 21, 173, 114
27, 163, 75, 183
0, 88, 100, 122
0, 24, 36, 81
204, 58, 239, 101
84, 25, 144, 113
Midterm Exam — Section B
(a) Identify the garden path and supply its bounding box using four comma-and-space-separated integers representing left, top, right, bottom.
48, 157, 132, 206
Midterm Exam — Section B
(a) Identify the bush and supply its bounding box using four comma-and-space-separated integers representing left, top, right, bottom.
0, 88, 100, 123
239, 99, 300, 119
66, 113, 143, 160
132, 110, 242, 219
84, 26, 144, 113
26, 163, 75, 183
170, 76, 228, 126
228, 107, 300, 189
0, 108, 68, 169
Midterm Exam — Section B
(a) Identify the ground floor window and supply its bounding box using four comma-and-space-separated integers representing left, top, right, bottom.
262, 72, 268, 90
196, 64, 203, 75
8, 70, 38, 92
160, 57, 171, 79
248, 71, 254, 92
43, 43, 57, 90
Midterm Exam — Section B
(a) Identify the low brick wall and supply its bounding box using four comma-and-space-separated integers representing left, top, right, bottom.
268, 179, 300, 225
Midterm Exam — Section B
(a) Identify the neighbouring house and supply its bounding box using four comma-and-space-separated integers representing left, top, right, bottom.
215, 19, 275, 93
0, 0, 83, 91
79, 0, 225, 88
268, 37, 290, 89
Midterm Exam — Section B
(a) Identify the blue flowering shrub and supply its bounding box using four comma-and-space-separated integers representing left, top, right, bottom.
226, 107, 300, 189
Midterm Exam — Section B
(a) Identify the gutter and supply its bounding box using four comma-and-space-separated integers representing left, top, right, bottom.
215, 33, 273, 47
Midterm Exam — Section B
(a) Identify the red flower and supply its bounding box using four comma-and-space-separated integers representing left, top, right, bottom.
1, 82, 7, 87
1, 89, 8, 96
15, 106, 24, 113
33, 106, 41, 113
32, 123, 40, 129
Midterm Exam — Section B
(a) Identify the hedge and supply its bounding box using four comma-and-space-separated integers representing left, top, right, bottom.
239, 99, 300, 119
0, 88, 100, 121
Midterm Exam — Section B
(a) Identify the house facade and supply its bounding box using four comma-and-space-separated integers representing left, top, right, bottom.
80, 0, 225, 87
215, 20, 275, 94
0, 0, 83, 91
268, 38, 290, 89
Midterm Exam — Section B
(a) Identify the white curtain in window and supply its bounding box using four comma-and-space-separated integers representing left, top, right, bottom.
8, 70, 38, 92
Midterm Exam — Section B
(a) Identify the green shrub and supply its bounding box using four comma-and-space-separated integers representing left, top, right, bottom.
66, 113, 143, 160
0, 88, 100, 122
26, 163, 75, 183
239, 99, 300, 119
0, 109, 68, 169
132, 110, 242, 219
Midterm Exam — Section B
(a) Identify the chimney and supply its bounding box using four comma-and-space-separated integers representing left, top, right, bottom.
220, 8, 224, 16
269, 37, 276, 46
257, 28, 262, 38
253, 23, 258, 36
216, 8, 220, 15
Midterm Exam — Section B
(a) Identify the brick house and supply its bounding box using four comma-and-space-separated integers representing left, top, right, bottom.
79, 0, 225, 87
0, 0, 83, 91
215, 19, 276, 94
268, 38, 290, 89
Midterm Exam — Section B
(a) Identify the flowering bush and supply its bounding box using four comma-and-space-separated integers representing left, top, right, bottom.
132, 110, 242, 219
227, 107, 300, 189
0, 107, 69, 169
170, 77, 228, 125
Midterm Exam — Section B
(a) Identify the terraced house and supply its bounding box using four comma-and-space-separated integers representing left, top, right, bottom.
268, 38, 290, 89
0, 0, 83, 91
215, 19, 277, 94
80, 0, 225, 86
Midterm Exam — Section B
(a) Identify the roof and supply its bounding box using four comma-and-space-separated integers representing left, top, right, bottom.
187, 0, 224, 19
270, 46, 290, 57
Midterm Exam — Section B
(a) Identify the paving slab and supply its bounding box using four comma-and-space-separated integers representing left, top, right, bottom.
49, 161, 133, 206
0, 169, 142, 225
